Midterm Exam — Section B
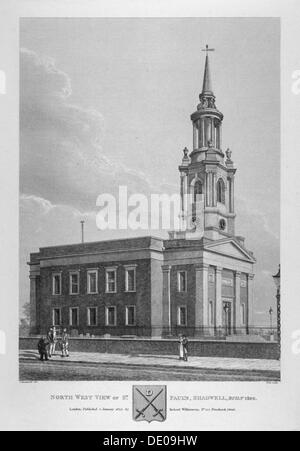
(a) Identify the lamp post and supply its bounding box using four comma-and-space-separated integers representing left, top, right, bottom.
80, 220, 85, 244
272, 265, 281, 356
269, 307, 273, 334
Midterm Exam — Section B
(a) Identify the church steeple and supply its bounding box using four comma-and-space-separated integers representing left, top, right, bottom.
190, 45, 223, 153
173, 46, 237, 242
202, 51, 213, 96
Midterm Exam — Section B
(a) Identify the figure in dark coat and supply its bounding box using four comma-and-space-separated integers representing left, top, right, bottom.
37, 337, 49, 361
182, 335, 189, 362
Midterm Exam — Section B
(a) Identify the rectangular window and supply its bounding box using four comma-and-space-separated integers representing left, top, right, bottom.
87, 307, 97, 326
177, 271, 187, 292
69, 272, 79, 295
106, 268, 117, 293
126, 306, 136, 326
87, 270, 98, 294
69, 307, 79, 326
52, 273, 61, 295
177, 306, 187, 326
52, 308, 61, 326
106, 306, 117, 326
125, 266, 136, 292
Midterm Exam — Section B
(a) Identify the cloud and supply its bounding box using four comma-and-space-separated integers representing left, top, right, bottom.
20, 193, 95, 219
20, 48, 159, 211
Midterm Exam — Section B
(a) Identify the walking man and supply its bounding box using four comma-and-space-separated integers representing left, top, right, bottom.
182, 335, 189, 362
47, 326, 57, 358
61, 329, 69, 358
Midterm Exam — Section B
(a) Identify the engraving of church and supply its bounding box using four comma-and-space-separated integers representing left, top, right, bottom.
29, 47, 256, 339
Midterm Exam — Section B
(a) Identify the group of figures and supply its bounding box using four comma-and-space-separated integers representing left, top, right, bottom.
37, 326, 69, 361
178, 335, 189, 361
37, 330, 189, 362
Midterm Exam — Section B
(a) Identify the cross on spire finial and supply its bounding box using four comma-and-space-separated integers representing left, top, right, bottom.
202, 44, 215, 56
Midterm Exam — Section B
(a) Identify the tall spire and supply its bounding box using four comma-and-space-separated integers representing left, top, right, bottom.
202, 54, 213, 95
191, 45, 223, 152
201, 45, 215, 96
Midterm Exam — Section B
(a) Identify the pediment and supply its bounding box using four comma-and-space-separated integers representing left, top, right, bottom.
204, 239, 255, 262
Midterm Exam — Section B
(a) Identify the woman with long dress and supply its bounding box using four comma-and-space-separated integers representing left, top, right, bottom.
178, 335, 184, 360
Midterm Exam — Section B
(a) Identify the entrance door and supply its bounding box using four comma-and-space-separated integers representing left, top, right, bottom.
222, 301, 232, 336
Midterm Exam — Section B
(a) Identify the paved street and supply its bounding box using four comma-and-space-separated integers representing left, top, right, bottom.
19, 350, 280, 382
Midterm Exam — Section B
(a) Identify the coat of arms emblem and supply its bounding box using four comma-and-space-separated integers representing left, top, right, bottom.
132, 385, 167, 423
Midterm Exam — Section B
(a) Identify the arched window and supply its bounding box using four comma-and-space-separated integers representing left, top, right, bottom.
194, 180, 203, 203
217, 178, 225, 204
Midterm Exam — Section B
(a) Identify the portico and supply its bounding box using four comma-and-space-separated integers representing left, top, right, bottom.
161, 237, 255, 337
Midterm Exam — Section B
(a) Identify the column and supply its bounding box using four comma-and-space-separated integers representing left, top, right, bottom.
215, 267, 223, 336
195, 263, 209, 336
234, 271, 242, 334
212, 173, 216, 207
206, 172, 211, 206
219, 123, 222, 149
211, 118, 215, 147
247, 274, 255, 334
181, 173, 188, 230
29, 275, 38, 335
200, 118, 205, 147
162, 265, 172, 336
180, 173, 185, 216
231, 177, 235, 213
202, 117, 206, 147
216, 123, 220, 149
205, 172, 209, 206
197, 120, 201, 148
205, 118, 211, 144
210, 172, 214, 206
193, 122, 197, 149
228, 178, 232, 212
184, 173, 188, 222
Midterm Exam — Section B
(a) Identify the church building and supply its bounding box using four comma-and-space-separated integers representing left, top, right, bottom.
28, 48, 256, 338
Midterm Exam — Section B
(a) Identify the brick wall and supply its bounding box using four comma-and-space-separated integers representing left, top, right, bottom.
37, 258, 153, 337
20, 337, 280, 360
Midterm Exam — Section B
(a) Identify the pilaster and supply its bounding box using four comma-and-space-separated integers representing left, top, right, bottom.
195, 263, 209, 335
215, 266, 223, 330
234, 271, 242, 334
162, 265, 172, 335
247, 273, 255, 333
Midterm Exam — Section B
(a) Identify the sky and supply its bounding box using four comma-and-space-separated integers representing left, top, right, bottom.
20, 18, 280, 325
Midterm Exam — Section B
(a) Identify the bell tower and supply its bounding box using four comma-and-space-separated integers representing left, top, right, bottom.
171, 46, 237, 241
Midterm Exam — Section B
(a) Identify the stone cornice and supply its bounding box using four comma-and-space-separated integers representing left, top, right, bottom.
195, 263, 209, 271
161, 265, 172, 272
191, 109, 224, 122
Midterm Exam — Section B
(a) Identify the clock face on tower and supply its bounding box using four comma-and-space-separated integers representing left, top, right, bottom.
219, 219, 226, 231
